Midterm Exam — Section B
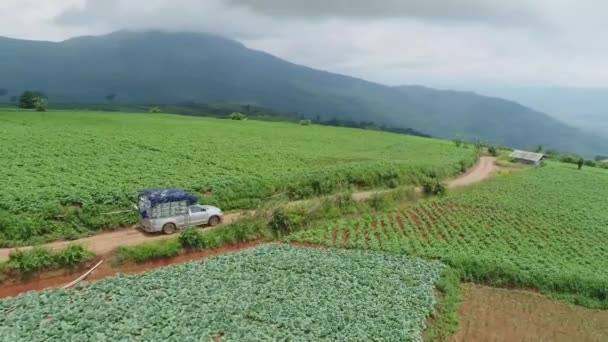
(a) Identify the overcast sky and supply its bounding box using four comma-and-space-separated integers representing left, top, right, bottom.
2, 0, 608, 88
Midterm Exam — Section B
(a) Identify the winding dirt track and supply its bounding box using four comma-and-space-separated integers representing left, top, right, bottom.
0, 157, 498, 262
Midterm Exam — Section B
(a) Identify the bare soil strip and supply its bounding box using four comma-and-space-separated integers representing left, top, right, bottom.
449, 284, 608, 342
0, 157, 498, 262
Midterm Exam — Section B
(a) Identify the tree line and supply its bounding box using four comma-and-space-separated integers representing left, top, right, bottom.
0, 90, 48, 111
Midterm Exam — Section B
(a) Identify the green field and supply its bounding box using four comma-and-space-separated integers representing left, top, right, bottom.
0, 110, 476, 246
290, 162, 608, 308
0, 244, 444, 341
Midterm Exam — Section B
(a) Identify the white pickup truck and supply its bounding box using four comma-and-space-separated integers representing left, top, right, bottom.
138, 189, 223, 234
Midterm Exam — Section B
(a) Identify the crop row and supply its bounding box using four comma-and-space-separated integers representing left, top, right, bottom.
0, 111, 477, 246
290, 163, 608, 307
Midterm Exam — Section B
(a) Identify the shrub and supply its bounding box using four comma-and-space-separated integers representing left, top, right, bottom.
488, 146, 498, 157
299, 119, 312, 126
452, 137, 464, 147
178, 228, 206, 250
34, 97, 48, 112
18, 91, 36, 109
54, 244, 94, 267
229, 112, 246, 120
269, 208, 304, 236
8, 247, 56, 274
6, 244, 95, 275
147, 106, 161, 113
422, 178, 447, 196
113, 239, 180, 264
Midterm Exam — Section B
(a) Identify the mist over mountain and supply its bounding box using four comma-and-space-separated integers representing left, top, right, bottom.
0, 30, 605, 156
476, 86, 608, 137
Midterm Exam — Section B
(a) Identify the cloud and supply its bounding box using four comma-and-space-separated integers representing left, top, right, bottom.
2, 0, 608, 87
227, 0, 539, 26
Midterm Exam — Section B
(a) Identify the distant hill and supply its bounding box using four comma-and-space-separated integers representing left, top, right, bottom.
475, 86, 608, 137
0, 30, 605, 156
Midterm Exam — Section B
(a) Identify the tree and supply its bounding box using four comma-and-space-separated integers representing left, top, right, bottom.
34, 97, 48, 112
230, 112, 246, 120
488, 145, 498, 157
452, 137, 464, 147
0, 88, 7, 97
577, 158, 584, 170
18, 91, 36, 109
594, 155, 608, 162
105, 93, 117, 102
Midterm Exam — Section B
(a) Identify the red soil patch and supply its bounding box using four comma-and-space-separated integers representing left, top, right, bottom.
342, 229, 350, 244
0, 240, 264, 299
450, 284, 608, 342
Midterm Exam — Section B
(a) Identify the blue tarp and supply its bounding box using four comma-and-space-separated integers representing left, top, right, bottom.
139, 188, 198, 206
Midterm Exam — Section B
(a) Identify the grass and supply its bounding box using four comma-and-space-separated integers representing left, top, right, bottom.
424, 268, 462, 341
112, 239, 181, 264
290, 162, 608, 308
2, 244, 94, 277
0, 110, 476, 247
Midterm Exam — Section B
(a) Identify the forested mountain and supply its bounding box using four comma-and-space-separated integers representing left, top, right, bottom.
0, 30, 605, 156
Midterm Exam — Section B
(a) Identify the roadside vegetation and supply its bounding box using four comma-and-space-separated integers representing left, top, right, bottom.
0, 110, 477, 247
110, 188, 419, 265
0, 244, 93, 281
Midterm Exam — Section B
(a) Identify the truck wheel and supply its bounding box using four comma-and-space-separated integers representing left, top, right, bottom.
162, 223, 176, 235
208, 216, 220, 227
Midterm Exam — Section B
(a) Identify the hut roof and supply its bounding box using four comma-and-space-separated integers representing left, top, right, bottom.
509, 150, 545, 163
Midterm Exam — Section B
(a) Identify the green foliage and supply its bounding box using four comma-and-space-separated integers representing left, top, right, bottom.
424, 268, 462, 342
34, 97, 48, 112
0, 110, 475, 246
0, 244, 444, 341
452, 137, 464, 147
229, 111, 246, 120
147, 106, 161, 113
7, 244, 93, 274
53, 244, 94, 267
178, 228, 206, 250
18, 91, 36, 109
113, 239, 180, 264
487, 145, 498, 157
291, 162, 608, 308
299, 119, 311, 125
8, 247, 55, 274
268, 208, 304, 236
422, 178, 447, 196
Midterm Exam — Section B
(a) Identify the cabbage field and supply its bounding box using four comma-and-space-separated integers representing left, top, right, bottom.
0, 244, 444, 341
0, 110, 476, 246
290, 162, 608, 308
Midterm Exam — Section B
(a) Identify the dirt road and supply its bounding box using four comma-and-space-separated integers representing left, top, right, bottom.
0, 157, 497, 261
352, 156, 498, 200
